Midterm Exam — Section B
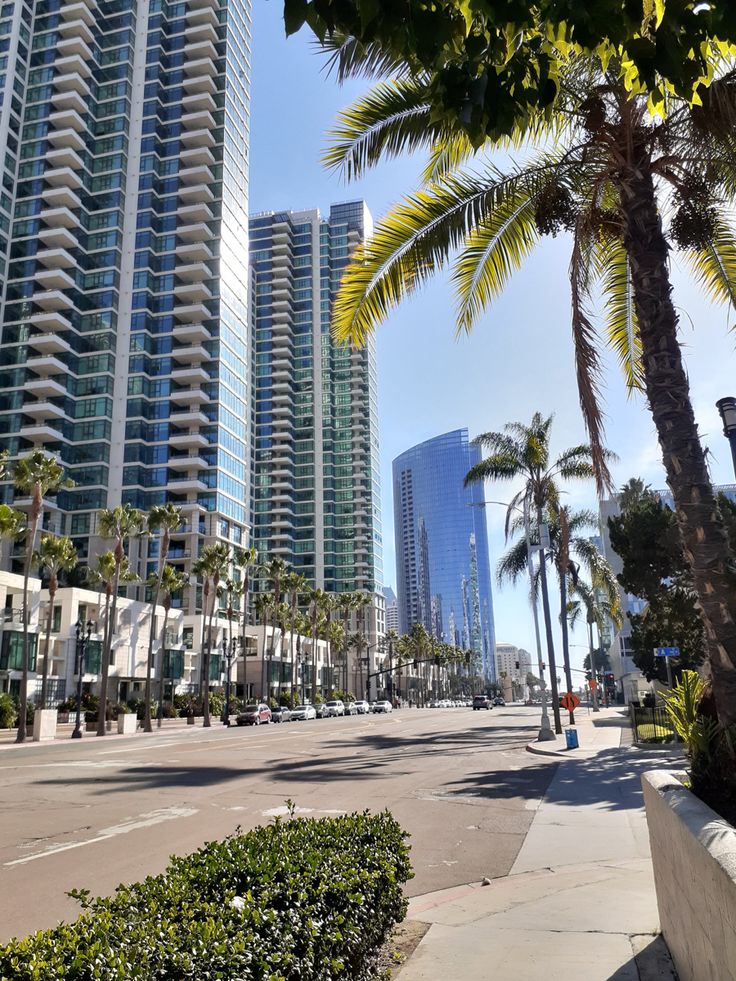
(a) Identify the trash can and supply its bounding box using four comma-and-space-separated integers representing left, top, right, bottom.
565, 728, 579, 750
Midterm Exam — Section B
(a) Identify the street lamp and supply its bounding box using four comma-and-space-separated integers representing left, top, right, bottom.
716, 397, 736, 478
221, 636, 241, 727
72, 619, 93, 739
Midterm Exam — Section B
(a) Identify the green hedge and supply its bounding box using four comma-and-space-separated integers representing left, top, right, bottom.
0, 811, 412, 980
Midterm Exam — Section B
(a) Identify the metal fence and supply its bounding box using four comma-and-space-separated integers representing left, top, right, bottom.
630, 703, 677, 744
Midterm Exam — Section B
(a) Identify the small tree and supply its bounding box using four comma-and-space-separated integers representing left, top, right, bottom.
153, 565, 189, 727
192, 543, 230, 727
33, 535, 78, 709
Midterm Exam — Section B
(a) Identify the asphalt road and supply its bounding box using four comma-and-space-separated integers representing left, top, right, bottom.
0, 705, 557, 941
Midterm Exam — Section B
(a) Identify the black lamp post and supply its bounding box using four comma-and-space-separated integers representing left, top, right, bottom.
716, 397, 736, 478
222, 636, 240, 727
72, 619, 93, 739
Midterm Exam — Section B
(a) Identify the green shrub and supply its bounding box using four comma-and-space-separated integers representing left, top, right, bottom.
208, 690, 224, 716
0, 693, 16, 729
0, 811, 412, 980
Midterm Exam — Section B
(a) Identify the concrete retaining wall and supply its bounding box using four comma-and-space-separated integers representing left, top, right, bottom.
642, 770, 736, 981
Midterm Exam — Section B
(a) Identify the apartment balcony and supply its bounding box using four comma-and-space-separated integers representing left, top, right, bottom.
57, 16, 94, 42
18, 422, 65, 443
50, 89, 87, 116
178, 182, 215, 205
177, 221, 211, 243
181, 91, 216, 114
172, 321, 211, 344
32, 291, 74, 313
27, 331, 72, 355
39, 205, 79, 231
25, 377, 67, 400
45, 146, 84, 172
167, 454, 208, 472
171, 343, 209, 364
42, 184, 82, 212
175, 260, 212, 282
23, 400, 66, 422
52, 71, 90, 97
180, 144, 215, 168
182, 71, 217, 98
35, 266, 76, 292
184, 38, 218, 61
184, 20, 218, 44
168, 476, 207, 493
60, 1, 96, 25
175, 281, 212, 304
26, 352, 68, 375
186, 1, 218, 25
178, 163, 214, 188
175, 240, 213, 262
179, 127, 216, 149
48, 107, 86, 133
183, 57, 217, 79
36, 247, 75, 270
169, 386, 207, 406
181, 108, 216, 131
46, 127, 85, 152
174, 301, 210, 323
56, 35, 93, 62
53, 52, 93, 79
171, 365, 209, 385
169, 431, 209, 450
170, 408, 208, 426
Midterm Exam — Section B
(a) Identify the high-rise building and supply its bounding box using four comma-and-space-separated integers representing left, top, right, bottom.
248, 202, 383, 600
0, 0, 252, 662
393, 429, 496, 681
382, 585, 398, 633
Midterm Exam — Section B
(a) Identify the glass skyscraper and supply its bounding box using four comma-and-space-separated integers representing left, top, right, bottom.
0, 0, 252, 624
249, 201, 383, 597
393, 429, 496, 681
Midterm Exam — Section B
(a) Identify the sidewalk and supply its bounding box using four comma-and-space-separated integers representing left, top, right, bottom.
0, 716, 196, 748
397, 710, 681, 980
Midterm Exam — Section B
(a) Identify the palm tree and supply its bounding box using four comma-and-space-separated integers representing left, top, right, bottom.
0, 504, 25, 571
465, 413, 604, 732
384, 629, 399, 701
84, 552, 138, 716
253, 591, 273, 699
33, 535, 78, 710
233, 545, 258, 654
326, 619, 346, 695
154, 565, 189, 727
353, 591, 372, 697
192, 543, 230, 727
327, 54, 736, 726
307, 588, 327, 702
283, 571, 307, 690
11, 451, 72, 742
142, 504, 182, 732
262, 557, 289, 692
96, 505, 145, 735
568, 577, 623, 712
337, 591, 356, 692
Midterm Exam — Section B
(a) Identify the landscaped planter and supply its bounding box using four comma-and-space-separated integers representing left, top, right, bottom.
642, 770, 736, 981
117, 713, 137, 735
32, 709, 57, 742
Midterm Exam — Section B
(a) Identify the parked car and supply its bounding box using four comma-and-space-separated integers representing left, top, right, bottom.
472, 695, 492, 711
324, 699, 345, 717
271, 706, 292, 723
351, 699, 371, 715
493, 697, 506, 707
290, 703, 317, 721
315, 702, 331, 718
236, 703, 272, 726
371, 699, 393, 713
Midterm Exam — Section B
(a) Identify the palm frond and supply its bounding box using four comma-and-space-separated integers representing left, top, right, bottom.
319, 34, 413, 82
597, 234, 644, 391
496, 537, 530, 587
421, 133, 477, 183
324, 79, 436, 180
684, 217, 736, 313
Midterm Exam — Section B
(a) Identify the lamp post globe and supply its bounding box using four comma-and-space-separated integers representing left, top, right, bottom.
716, 397, 736, 478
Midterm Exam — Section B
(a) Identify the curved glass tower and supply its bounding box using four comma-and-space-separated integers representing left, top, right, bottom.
393, 429, 496, 682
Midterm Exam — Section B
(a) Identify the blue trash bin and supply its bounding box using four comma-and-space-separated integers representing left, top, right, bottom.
565, 728, 579, 750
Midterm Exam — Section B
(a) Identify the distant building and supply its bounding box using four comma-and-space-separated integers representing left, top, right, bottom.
496, 643, 532, 685
392, 429, 496, 681
383, 586, 399, 634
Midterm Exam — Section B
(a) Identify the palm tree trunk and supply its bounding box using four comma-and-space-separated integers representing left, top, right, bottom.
558, 572, 575, 724
97, 545, 121, 736
143, 575, 162, 733
40, 579, 55, 710
198, 581, 209, 715
156, 604, 170, 729
17, 504, 40, 743
620, 154, 736, 726
203, 599, 215, 728
536, 525, 563, 734
311, 623, 318, 703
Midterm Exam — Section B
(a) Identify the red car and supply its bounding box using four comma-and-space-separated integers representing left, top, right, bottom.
236, 703, 272, 726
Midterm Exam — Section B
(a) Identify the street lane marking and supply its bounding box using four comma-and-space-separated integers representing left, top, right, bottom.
4, 806, 198, 866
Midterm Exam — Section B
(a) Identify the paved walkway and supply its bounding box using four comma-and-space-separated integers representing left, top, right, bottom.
398, 710, 681, 980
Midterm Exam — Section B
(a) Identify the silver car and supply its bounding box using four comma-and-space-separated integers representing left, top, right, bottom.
290, 703, 317, 721
351, 700, 371, 715
324, 699, 345, 717
371, 699, 393, 713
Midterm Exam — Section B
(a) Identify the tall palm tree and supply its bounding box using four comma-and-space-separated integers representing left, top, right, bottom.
253, 591, 273, 699
233, 545, 258, 654
11, 451, 72, 742
97, 505, 145, 735
283, 571, 307, 691
337, 591, 356, 692
0, 504, 25, 571
33, 535, 78, 710
84, 551, 138, 714
384, 629, 399, 701
154, 565, 189, 727
307, 588, 327, 702
262, 557, 289, 690
142, 503, 182, 732
465, 413, 604, 732
326, 619, 346, 695
327, 53, 736, 726
353, 591, 372, 697
568, 577, 624, 712
192, 543, 230, 727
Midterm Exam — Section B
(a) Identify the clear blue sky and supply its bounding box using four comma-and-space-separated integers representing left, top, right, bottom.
249, 3, 736, 674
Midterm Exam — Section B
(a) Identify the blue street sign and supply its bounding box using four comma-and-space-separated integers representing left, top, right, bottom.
654, 647, 680, 658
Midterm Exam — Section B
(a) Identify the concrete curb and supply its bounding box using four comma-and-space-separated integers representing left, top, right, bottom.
525, 739, 598, 759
